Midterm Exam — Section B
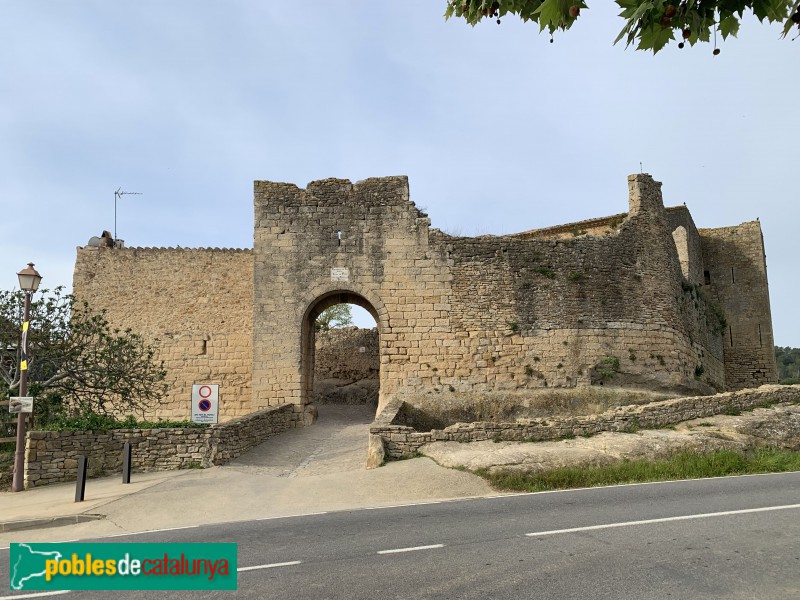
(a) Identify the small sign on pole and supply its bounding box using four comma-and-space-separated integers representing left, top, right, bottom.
191, 384, 219, 424
9, 397, 33, 414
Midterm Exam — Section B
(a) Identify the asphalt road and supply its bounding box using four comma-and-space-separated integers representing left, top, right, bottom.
2, 472, 799, 599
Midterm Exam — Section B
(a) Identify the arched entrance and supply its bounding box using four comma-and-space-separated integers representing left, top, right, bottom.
301, 290, 384, 417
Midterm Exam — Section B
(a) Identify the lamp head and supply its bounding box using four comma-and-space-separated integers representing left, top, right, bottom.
17, 263, 42, 292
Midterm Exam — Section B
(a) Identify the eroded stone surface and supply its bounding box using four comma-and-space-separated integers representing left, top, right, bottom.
419, 403, 800, 474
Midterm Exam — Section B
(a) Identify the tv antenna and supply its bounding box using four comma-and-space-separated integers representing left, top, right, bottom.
114, 188, 142, 241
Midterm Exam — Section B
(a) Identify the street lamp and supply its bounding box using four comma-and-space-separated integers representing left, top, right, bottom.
12, 263, 42, 492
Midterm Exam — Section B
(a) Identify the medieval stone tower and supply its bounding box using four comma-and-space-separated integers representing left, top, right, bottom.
73, 174, 777, 423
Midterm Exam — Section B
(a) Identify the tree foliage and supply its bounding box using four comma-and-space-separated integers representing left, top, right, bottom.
775, 346, 800, 383
315, 304, 354, 331
445, 0, 800, 53
0, 287, 167, 420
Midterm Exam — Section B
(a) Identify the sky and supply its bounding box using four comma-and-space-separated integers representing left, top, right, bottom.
0, 2, 796, 343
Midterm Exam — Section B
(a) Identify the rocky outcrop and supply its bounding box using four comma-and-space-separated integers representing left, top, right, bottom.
420, 403, 800, 474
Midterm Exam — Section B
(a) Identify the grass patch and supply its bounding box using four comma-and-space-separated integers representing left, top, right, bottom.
180, 462, 205, 470
475, 449, 800, 493
383, 451, 424, 464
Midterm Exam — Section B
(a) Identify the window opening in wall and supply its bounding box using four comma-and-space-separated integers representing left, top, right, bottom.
704, 270, 711, 285
758, 323, 763, 347
337, 229, 342, 247
729, 326, 734, 347
731, 267, 735, 283
308, 300, 380, 421
201, 339, 207, 355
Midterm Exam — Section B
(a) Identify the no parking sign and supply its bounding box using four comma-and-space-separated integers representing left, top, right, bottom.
191, 384, 219, 424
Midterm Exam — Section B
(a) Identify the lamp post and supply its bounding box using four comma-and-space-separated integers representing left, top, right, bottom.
12, 263, 42, 492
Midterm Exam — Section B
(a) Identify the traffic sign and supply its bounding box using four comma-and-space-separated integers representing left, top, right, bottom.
191, 384, 219, 424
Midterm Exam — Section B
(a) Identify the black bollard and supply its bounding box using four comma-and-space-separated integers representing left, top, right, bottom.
75, 455, 88, 502
122, 442, 132, 484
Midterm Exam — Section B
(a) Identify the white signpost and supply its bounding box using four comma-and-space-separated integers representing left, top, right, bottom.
8, 397, 33, 414
191, 384, 219, 424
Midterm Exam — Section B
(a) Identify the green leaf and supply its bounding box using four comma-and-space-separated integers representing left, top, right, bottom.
719, 14, 741, 38
752, 0, 788, 21
614, 0, 655, 46
534, 0, 564, 32
637, 22, 676, 52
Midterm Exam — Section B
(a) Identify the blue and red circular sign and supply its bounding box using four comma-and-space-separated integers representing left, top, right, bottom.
197, 385, 214, 412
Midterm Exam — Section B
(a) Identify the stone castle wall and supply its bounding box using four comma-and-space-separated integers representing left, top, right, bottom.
73, 173, 777, 422
251, 174, 734, 417
315, 327, 379, 381
700, 223, 778, 389
433, 176, 725, 398
73, 247, 254, 421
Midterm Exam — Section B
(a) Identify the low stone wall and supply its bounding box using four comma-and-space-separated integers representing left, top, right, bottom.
370, 385, 800, 459
207, 404, 293, 464
24, 404, 293, 488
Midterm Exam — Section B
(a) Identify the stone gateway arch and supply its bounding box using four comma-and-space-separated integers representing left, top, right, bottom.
74, 174, 777, 425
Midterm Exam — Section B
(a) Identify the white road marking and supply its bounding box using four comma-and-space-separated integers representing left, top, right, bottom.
377, 543, 444, 554
238, 561, 301, 572
101, 524, 200, 539
2, 472, 798, 549
365, 501, 443, 510
255, 512, 327, 521
526, 503, 800, 537
0, 591, 70, 599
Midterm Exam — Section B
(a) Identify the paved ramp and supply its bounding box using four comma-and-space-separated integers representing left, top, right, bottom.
0, 404, 495, 541
227, 404, 376, 476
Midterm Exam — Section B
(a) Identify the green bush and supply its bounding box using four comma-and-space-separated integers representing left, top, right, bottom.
38, 411, 208, 431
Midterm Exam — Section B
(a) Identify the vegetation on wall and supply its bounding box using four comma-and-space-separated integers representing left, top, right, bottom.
593, 355, 621, 383
681, 281, 727, 337
444, 0, 800, 54
36, 413, 207, 432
